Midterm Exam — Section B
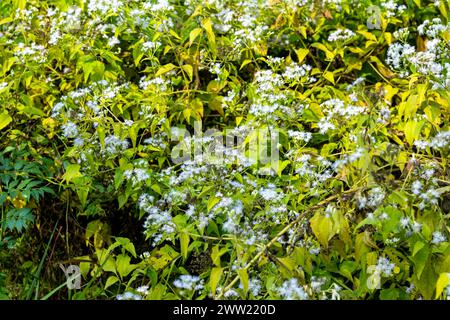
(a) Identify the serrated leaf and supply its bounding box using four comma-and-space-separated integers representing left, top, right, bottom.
116, 254, 136, 278
62, 164, 82, 184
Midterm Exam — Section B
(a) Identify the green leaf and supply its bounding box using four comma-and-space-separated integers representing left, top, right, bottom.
182, 64, 193, 81
380, 288, 400, 300
340, 261, 357, 281
311, 43, 334, 60
0, 112, 12, 131
207, 197, 221, 211
180, 232, 190, 261
295, 48, 309, 63
62, 164, 82, 184
414, 261, 437, 299
240, 59, 253, 70
202, 18, 216, 56
148, 245, 179, 270
189, 28, 203, 46
210, 267, 223, 297
156, 63, 177, 77
115, 237, 137, 258
403, 119, 425, 146
105, 276, 119, 290
76, 185, 89, 209
412, 241, 425, 257
5, 208, 33, 232
323, 71, 335, 84
310, 212, 335, 247
413, 244, 430, 279
238, 269, 249, 296
436, 273, 450, 299
116, 254, 136, 278
357, 30, 378, 42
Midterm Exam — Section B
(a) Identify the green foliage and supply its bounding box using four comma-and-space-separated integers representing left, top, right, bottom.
0, 0, 449, 301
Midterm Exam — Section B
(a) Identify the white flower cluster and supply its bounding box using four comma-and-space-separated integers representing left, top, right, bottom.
116, 291, 142, 300
248, 63, 313, 121
238, 278, 262, 296
288, 130, 312, 143
124, 168, 150, 186
328, 28, 356, 42
357, 186, 385, 209
380, 0, 407, 18
104, 135, 129, 155
142, 41, 161, 51
414, 131, 450, 151
173, 274, 204, 291
14, 42, 47, 63
418, 18, 449, 38
283, 63, 313, 81
431, 231, 446, 245
143, 0, 174, 12
375, 257, 396, 277
400, 217, 423, 236
62, 121, 79, 138
87, 0, 123, 15
291, 154, 334, 189
116, 285, 149, 300
277, 278, 309, 300
139, 76, 170, 92
315, 99, 366, 135
387, 18, 449, 86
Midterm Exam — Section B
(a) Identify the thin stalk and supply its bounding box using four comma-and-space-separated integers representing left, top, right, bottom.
26, 221, 59, 300
216, 188, 360, 299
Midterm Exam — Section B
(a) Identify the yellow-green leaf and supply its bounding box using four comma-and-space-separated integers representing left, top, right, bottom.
189, 28, 203, 46
210, 267, 223, 297
180, 232, 189, 260
323, 71, 335, 84
105, 275, 119, 290
156, 63, 177, 77
62, 164, 82, 184
240, 59, 253, 70
202, 18, 216, 56
182, 64, 193, 81
310, 212, 335, 247
238, 268, 249, 295
403, 119, 425, 146
435, 273, 450, 299
0, 112, 12, 131
295, 48, 309, 63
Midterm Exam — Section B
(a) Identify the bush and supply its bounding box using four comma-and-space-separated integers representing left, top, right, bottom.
0, 0, 449, 300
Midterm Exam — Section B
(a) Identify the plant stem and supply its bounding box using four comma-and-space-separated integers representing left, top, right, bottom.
216, 188, 360, 299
